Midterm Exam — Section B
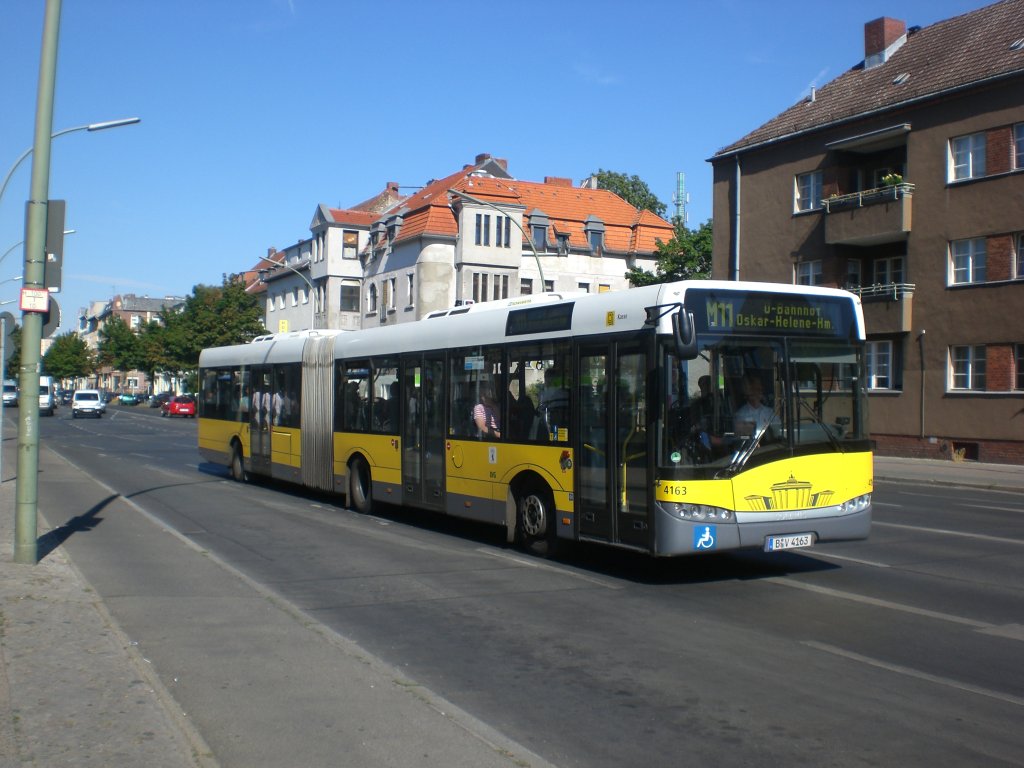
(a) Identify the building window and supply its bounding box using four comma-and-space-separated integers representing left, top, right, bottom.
343, 231, 359, 259
577, 282, 590, 293
846, 259, 863, 289
340, 281, 360, 312
950, 238, 986, 285
520, 278, 533, 296
795, 171, 823, 212
796, 260, 822, 286
290, 289, 298, 307
1015, 124, 1024, 169
531, 224, 546, 251
556, 233, 570, 255
267, 297, 274, 313
544, 280, 554, 292
406, 274, 415, 307
873, 256, 904, 286
866, 340, 893, 389
367, 284, 378, 313
276, 294, 285, 310
130, 314, 140, 329
475, 213, 490, 246
385, 277, 396, 310
1016, 234, 1024, 279
949, 132, 986, 181
495, 216, 512, 248
1017, 344, 1024, 390
950, 345, 986, 390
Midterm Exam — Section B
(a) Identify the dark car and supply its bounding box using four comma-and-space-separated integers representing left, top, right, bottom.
150, 392, 173, 409
60, 390, 74, 405
161, 394, 196, 418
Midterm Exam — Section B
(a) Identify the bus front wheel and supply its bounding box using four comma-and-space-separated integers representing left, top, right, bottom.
348, 456, 372, 514
516, 483, 557, 556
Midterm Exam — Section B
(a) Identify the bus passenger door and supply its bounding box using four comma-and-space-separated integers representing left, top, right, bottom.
249, 366, 272, 476
576, 343, 651, 550
401, 353, 445, 511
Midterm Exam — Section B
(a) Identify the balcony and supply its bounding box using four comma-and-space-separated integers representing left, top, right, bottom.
824, 183, 913, 246
849, 283, 915, 334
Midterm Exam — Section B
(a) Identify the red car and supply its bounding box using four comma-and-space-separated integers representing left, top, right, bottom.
161, 394, 196, 418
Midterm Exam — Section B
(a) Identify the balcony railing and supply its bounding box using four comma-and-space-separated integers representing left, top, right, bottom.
823, 182, 915, 213
847, 282, 916, 300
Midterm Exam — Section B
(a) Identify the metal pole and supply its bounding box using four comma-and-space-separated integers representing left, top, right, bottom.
14, 0, 61, 564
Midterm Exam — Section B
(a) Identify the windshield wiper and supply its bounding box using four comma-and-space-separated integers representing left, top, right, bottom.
796, 399, 846, 454
715, 399, 783, 478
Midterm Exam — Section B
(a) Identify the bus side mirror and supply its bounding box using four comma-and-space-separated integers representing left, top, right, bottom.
672, 310, 698, 360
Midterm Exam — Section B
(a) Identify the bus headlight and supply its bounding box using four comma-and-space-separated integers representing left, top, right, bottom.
839, 493, 872, 514
665, 503, 733, 522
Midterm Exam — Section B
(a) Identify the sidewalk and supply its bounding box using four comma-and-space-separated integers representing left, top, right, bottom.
1, 446, 1021, 767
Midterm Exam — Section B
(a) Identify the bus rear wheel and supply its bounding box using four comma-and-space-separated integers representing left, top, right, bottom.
348, 456, 372, 514
516, 482, 557, 556
230, 444, 247, 483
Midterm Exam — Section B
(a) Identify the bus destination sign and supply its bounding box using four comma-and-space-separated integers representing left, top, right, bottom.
687, 289, 855, 338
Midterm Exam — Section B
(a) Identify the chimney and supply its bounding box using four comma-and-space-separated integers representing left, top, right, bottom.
864, 17, 907, 68
475, 153, 492, 165
544, 176, 573, 187
386, 181, 399, 194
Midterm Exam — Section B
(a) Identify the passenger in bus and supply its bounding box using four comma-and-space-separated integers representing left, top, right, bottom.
473, 388, 501, 439
539, 368, 569, 434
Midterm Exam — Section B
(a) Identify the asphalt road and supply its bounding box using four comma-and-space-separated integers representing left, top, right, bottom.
34, 403, 1024, 767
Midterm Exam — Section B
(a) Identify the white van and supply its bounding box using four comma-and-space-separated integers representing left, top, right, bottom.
39, 375, 56, 416
2, 379, 17, 407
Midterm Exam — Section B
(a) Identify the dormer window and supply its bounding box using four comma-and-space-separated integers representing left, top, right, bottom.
556, 233, 570, 256
584, 215, 605, 254
528, 211, 550, 252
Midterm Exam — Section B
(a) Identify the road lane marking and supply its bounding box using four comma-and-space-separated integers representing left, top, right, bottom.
808, 551, 892, 568
963, 503, 1024, 514
766, 577, 992, 629
873, 521, 1024, 546
803, 641, 1024, 707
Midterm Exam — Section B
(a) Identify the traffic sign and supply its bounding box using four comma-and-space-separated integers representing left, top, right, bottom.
42, 297, 61, 338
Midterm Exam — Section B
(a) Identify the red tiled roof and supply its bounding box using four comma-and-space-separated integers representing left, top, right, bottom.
388, 167, 674, 254
714, 0, 1024, 157
326, 208, 377, 227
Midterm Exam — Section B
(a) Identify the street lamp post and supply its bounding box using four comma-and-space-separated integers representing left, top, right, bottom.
448, 187, 546, 286
258, 262, 317, 331
0, 119, 140, 207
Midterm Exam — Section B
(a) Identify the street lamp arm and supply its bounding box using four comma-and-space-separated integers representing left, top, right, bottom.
0, 117, 141, 207
447, 188, 546, 285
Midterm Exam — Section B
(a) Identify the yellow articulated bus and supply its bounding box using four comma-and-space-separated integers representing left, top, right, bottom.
198, 280, 872, 557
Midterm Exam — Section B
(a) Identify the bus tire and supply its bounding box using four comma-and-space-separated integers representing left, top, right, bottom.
516, 482, 557, 556
230, 443, 247, 483
348, 456, 372, 514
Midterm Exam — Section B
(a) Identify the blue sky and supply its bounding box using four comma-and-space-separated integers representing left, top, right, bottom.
0, 0, 988, 333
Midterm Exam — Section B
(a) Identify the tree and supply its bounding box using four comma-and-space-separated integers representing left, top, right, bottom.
3, 323, 20, 381
625, 219, 713, 286
97, 316, 143, 373
168, 277, 265, 369
42, 332, 95, 380
589, 169, 667, 218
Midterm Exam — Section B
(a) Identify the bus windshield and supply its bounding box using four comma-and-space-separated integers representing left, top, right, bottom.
659, 337, 869, 474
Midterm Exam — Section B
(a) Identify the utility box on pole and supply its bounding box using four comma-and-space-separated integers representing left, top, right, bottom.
43, 198, 65, 292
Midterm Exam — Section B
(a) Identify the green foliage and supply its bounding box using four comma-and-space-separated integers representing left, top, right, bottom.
42, 332, 95, 379
589, 169, 667, 218
169, 278, 265, 368
4, 323, 20, 380
97, 316, 143, 372
625, 219, 713, 286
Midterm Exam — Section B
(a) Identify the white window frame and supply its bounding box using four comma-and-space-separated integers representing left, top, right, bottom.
949, 238, 987, 285
795, 171, 823, 212
949, 345, 986, 391
949, 132, 986, 181
796, 260, 822, 286
367, 284, 378, 313
406, 273, 415, 307
846, 259, 863, 289
340, 281, 360, 312
866, 340, 893, 390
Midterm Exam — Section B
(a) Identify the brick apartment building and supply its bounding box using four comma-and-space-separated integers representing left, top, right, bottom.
709, 0, 1024, 464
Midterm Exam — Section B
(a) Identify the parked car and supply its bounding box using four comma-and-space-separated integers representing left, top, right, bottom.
71, 389, 105, 418
2, 380, 17, 407
162, 394, 196, 418
60, 389, 74, 405
119, 392, 141, 406
149, 391, 173, 409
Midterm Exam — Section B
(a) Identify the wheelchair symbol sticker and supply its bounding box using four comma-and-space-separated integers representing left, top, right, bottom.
694, 525, 717, 550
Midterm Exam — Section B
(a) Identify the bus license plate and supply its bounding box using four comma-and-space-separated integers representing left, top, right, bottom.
765, 533, 814, 552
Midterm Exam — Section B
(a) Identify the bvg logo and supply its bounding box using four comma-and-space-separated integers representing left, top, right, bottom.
706, 300, 733, 328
